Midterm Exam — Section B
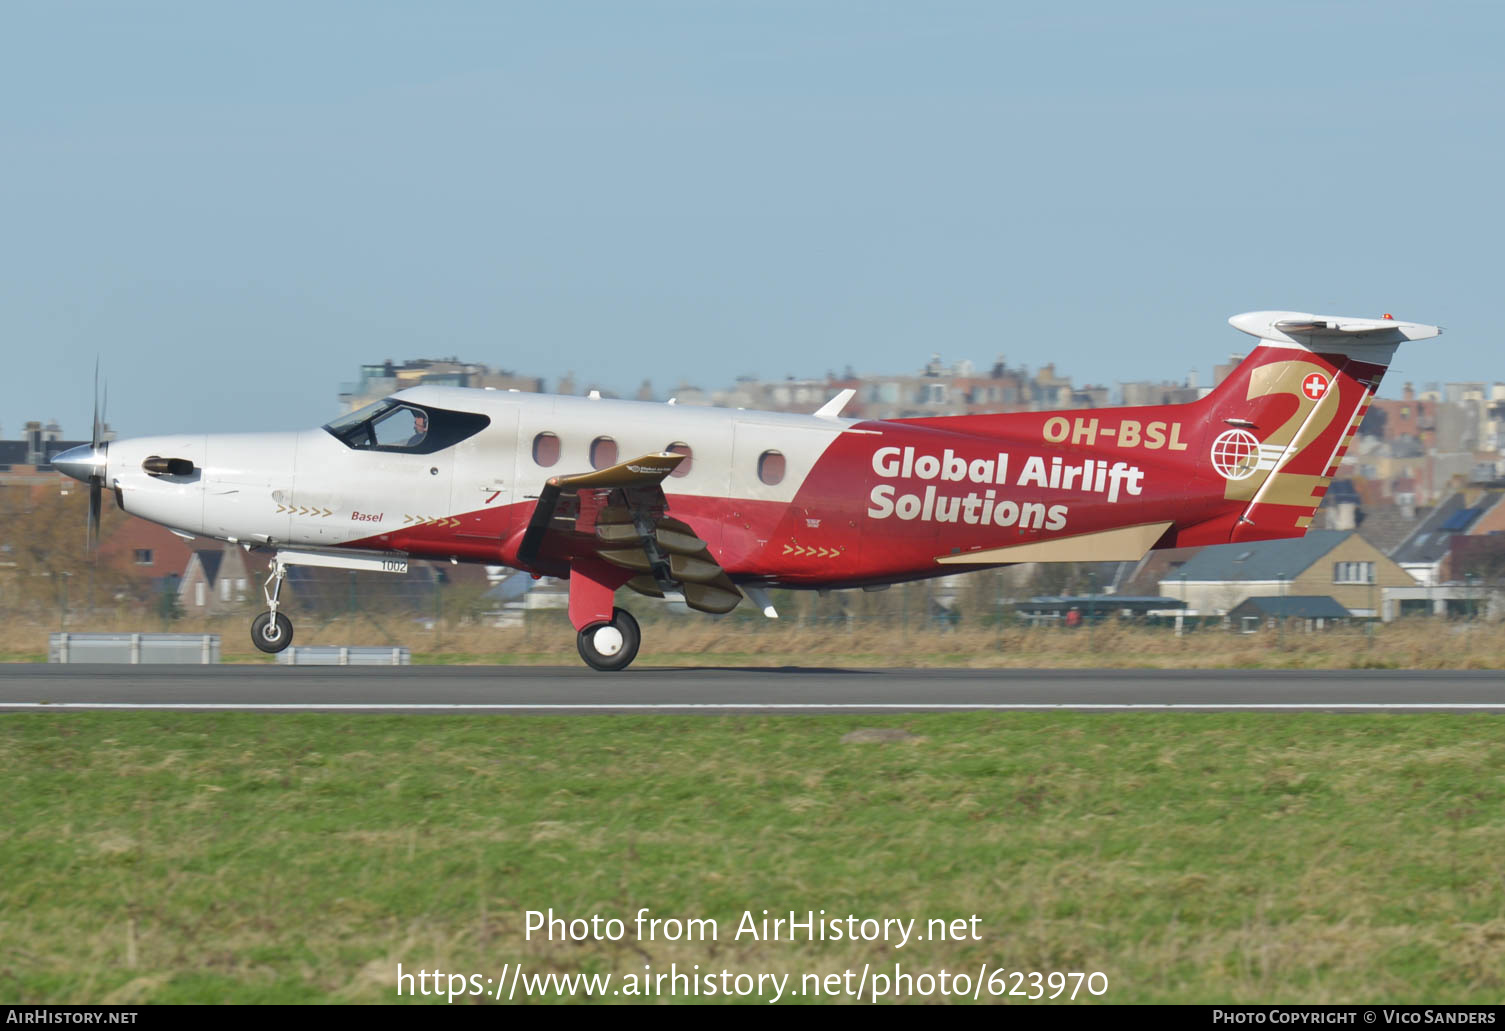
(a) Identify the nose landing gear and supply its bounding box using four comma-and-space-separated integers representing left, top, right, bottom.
251, 610, 294, 653
251, 558, 294, 654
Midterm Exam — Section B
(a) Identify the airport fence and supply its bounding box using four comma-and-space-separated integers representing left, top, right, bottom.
49, 632, 220, 664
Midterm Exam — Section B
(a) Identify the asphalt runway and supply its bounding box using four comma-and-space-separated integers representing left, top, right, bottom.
0, 664, 1503, 713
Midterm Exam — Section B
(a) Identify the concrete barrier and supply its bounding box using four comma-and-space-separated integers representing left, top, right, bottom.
50, 633, 220, 664
275, 646, 410, 666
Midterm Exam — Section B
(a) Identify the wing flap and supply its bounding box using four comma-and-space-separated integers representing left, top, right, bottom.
518, 452, 684, 565
518, 450, 740, 615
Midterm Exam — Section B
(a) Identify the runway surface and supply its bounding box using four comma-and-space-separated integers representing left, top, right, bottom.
0, 664, 1503, 713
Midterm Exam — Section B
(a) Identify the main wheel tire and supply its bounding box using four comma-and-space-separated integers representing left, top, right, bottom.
576, 607, 640, 671
251, 611, 294, 654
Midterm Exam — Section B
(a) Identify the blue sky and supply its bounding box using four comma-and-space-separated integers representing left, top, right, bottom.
3, 2, 1500, 436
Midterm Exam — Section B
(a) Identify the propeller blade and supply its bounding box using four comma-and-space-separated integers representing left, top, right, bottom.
84, 359, 106, 553
91, 359, 102, 452
87, 481, 102, 552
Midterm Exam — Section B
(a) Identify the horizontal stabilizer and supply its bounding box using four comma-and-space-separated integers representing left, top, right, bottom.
1229, 311, 1440, 346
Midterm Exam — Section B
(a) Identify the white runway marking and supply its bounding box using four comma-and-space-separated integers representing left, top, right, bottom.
4, 702, 1505, 712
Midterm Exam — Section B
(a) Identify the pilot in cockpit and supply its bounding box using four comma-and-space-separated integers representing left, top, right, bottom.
405, 410, 429, 448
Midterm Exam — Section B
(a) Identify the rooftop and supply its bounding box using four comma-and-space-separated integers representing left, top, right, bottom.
1228, 595, 1351, 619
1170, 530, 1353, 582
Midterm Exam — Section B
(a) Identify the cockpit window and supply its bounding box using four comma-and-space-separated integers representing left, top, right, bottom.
323, 400, 490, 455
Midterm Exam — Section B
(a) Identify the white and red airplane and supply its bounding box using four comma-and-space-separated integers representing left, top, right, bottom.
54, 310, 1439, 670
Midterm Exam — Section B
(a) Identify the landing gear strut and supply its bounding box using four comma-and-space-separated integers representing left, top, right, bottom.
252, 558, 294, 654
576, 607, 640, 672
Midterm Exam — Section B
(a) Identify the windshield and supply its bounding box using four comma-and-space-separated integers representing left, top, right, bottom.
323, 399, 490, 455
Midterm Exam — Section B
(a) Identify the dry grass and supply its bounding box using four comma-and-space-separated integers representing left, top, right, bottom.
6, 604, 1505, 668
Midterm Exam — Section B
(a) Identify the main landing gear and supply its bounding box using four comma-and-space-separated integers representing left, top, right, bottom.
567, 559, 641, 671
576, 607, 640, 672
252, 558, 294, 654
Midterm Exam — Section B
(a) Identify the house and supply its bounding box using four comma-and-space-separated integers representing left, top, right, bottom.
1459, 490, 1505, 536
1450, 533, 1505, 585
1350, 495, 1429, 556
178, 546, 254, 615
1227, 595, 1351, 633
1316, 480, 1361, 531
1115, 547, 1204, 597
96, 514, 197, 592
1158, 529, 1414, 617
1389, 491, 1505, 585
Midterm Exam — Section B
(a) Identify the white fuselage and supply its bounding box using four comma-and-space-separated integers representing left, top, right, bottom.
108, 386, 851, 553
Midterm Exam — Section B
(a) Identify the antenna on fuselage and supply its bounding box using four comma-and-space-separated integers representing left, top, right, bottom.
814, 388, 855, 419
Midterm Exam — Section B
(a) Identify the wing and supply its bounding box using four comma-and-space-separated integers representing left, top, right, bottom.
517, 451, 743, 615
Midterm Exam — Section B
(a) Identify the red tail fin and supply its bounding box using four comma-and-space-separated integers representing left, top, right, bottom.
1195, 312, 1439, 543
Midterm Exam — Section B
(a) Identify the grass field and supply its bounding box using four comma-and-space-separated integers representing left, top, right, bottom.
3, 711, 1504, 1004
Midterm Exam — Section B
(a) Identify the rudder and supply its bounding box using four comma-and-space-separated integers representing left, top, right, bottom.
1199, 311, 1439, 543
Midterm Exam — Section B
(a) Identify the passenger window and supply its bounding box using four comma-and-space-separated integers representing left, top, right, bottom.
533, 432, 560, 467
758, 450, 785, 486
667, 442, 692, 477
590, 436, 618, 470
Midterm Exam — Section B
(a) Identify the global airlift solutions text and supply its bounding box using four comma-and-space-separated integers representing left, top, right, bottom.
865, 445, 1147, 532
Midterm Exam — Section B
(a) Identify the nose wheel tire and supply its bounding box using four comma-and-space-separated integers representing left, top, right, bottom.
251, 612, 294, 654
576, 607, 640, 671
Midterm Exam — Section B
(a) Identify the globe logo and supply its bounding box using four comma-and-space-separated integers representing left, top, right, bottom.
1210, 429, 1261, 480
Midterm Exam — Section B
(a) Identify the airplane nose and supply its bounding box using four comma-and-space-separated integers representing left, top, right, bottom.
53, 443, 107, 484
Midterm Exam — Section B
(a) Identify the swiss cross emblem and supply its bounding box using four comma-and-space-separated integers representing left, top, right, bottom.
1302, 373, 1330, 400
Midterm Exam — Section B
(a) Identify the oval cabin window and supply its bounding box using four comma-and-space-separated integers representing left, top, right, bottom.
590, 436, 618, 470
758, 450, 785, 486
667, 442, 693, 477
532, 432, 560, 467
